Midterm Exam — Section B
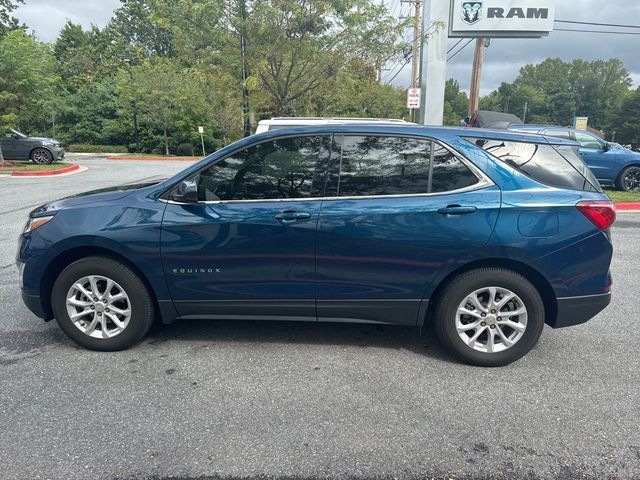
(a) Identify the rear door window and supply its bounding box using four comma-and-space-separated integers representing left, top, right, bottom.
467, 138, 601, 192
327, 135, 479, 197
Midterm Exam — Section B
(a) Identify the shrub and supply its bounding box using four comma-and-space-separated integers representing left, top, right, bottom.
67, 144, 129, 153
176, 143, 195, 156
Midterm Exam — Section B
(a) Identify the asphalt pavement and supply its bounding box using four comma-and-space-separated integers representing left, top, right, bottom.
1, 156, 639, 480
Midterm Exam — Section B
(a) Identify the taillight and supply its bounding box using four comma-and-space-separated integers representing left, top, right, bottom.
576, 200, 616, 230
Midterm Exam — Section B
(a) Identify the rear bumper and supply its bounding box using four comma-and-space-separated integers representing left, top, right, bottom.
549, 293, 611, 328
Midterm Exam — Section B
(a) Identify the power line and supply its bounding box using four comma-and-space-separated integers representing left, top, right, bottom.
555, 19, 640, 29
554, 27, 640, 35
384, 58, 411, 85
447, 38, 465, 54
448, 38, 474, 61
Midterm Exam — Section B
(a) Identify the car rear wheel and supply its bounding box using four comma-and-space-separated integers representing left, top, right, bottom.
615, 165, 640, 192
51, 256, 154, 351
31, 148, 53, 164
433, 268, 545, 367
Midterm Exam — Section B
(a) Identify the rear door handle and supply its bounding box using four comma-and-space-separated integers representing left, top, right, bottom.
437, 205, 478, 216
275, 211, 311, 223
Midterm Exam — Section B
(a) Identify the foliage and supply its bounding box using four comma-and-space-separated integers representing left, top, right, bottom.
443, 79, 469, 125
66, 144, 129, 153
615, 87, 640, 149
0, 29, 59, 163
0, 0, 23, 37
479, 58, 633, 135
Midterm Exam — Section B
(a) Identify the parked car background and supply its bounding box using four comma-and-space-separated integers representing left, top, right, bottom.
0, 129, 66, 164
508, 125, 640, 192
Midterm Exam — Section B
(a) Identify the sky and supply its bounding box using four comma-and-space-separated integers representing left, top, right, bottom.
15, 0, 640, 96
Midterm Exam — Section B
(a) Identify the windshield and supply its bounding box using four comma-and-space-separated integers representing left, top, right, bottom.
10, 129, 27, 139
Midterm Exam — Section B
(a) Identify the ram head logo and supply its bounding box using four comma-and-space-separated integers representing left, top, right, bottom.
462, 2, 482, 25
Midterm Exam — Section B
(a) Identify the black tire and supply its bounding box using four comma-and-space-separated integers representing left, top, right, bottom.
51, 256, 154, 351
30, 147, 53, 164
433, 268, 545, 367
615, 165, 640, 192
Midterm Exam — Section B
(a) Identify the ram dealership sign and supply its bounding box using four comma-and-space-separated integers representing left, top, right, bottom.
450, 0, 555, 37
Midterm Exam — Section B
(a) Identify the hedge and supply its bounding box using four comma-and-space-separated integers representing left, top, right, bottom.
67, 144, 129, 153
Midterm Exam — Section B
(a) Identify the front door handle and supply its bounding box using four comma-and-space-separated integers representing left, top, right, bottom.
437, 205, 478, 216
275, 211, 312, 223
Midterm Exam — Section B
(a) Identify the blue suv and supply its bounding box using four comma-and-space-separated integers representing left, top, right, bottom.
17, 126, 615, 366
508, 125, 640, 191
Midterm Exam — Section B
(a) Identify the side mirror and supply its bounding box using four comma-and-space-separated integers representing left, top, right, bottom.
171, 179, 198, 203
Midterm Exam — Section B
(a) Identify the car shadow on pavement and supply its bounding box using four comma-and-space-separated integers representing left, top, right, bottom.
143, 317, 456, 363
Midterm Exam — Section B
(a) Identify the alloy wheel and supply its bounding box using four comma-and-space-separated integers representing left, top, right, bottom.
455, 286, 528, 353
32, 148, 52, 164
65, 275, 132, 339
622, 167, 640, 192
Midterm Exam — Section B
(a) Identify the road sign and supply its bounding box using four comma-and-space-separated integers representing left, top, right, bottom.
449, 0, 555, 38
574, 117, 588, 131
407, 88, 421, 109
198, 126, 204, 134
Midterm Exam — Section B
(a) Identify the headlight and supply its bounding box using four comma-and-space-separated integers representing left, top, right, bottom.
24, 215, 55, 234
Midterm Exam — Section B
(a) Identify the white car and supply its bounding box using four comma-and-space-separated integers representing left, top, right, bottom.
255, 117, 415, 134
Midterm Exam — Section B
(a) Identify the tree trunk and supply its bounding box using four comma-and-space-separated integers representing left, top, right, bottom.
0, 143, 9, 167
164, 127, 169, 156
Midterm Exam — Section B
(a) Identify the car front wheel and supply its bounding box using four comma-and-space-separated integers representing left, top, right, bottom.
51, 256, 154, 350
433, 268, 545, 367
31, 148, 53, 164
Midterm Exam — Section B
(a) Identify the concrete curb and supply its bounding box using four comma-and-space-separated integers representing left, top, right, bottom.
107, 156, 200, 162
617, 203, 640, 212
10, 163, 81, 177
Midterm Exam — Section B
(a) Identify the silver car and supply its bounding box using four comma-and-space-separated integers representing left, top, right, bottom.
0, 129, 66, 164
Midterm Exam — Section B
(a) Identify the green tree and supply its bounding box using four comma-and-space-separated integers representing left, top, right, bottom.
244, 0, 409, 115
479, 58, 633, 133
0, 29, 59, 164
443, 79, 469, 125
198, 71, 243, 146
0, 0, 23, 37
616, 87, 640, 148
118, 59, 201, 155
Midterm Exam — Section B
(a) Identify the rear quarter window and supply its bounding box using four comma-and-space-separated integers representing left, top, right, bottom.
466, 138, 601, 192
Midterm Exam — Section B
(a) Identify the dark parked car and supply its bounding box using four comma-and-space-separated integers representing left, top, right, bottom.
463, 110, 524, 129
508, 125, 640, 191
17, 126, 614, 366
0, 129, 65, 164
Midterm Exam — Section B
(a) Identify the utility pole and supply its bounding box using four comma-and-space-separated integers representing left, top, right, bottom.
402, 0, 422, 122
522, 101, 528, 123
468, 38, 486, 118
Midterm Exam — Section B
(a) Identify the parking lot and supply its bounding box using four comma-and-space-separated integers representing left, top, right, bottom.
1, 156, 639, 480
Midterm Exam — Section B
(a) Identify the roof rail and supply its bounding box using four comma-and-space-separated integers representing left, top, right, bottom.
268, 117, 409, 122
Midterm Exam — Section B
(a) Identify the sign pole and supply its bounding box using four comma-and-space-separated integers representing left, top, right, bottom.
198, 126, 206, 156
